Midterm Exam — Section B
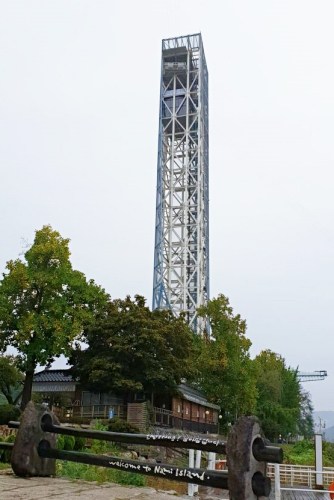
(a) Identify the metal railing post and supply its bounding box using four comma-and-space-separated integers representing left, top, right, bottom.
207, 451, 215, 471
193, 449, 202, 495
188, 449, 195, 496
274, 463, 281, 500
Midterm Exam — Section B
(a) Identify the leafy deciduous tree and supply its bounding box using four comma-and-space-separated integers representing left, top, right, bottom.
0, 225, 108, 409
70, 295, 195, 399
253, 349, 302, 440
298, 390, 314, 438
194, 294, 258, 428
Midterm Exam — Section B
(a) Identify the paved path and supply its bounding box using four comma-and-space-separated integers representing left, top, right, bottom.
0, 470, 330, 499
276, 489, 330, 499
0, 470, 190, 500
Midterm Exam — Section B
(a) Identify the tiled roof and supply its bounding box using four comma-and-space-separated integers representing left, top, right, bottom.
33, 371, 220, 411
33, 369, 75, 383
178, 383, 220, 410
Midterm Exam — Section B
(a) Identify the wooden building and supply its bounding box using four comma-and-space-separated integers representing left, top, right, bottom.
32, 369, 220, 433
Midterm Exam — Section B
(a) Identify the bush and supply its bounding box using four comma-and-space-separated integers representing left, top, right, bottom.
73, 435, 86, 451
56, 434, 75, 451
64, 435, 75, 450
0, 405, 20, 425
107, 418, 139, 434
279, 440, 334, 467
55, 420, 145, 486
90, 420, 109, 454
0, 433, 16, 463
56, 461, 146, 486
56, 434, 65, 450
282, 440, 315, 465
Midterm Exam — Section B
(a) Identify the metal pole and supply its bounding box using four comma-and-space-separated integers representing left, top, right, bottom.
38, 445, 229, 489
194, 450, 202, 494
188, 449, 195, 496
208, 451, 216, 470
274, 463, 281, 500
8, 420, 228, 454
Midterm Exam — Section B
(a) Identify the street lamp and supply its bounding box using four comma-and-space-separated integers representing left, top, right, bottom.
205, 410, 210, 434
218, 414, 223, 435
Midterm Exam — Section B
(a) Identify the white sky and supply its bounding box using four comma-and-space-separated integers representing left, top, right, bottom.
1, 1, 333, 411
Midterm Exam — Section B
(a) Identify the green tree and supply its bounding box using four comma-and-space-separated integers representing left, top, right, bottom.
0, 225, 108, 410
298, 390, 314, 438
253, 350, 302, 440
70, 295, 195, 399
0, 355, 23, 405
194, 294, 257, 428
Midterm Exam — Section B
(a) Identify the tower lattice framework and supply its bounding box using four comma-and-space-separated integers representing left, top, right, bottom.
152, 33, 209, 334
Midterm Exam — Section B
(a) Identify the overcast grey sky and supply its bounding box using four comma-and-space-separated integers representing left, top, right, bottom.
1, 1, 333, 411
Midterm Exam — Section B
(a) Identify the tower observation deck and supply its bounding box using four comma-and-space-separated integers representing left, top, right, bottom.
152, 34, 209, 334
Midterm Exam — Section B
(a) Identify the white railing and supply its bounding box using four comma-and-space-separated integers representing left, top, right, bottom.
269, 463, 334, 499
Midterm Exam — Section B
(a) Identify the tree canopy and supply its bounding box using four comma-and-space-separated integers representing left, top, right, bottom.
193, 294, 258, 428
0, 355, 23, 405
0, 225, 108, 409
253, 349, 304, 440
70, 295, 195, 398
191, 296, 312, 439
0, 226, 314, 437
298, 390, 314, 438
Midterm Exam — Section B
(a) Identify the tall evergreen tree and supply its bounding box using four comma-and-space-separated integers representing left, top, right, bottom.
253, 350, 303, 440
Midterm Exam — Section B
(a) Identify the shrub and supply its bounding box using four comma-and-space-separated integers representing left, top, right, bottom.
55, 419, 146, 486
90, 420, 109, 454
73, 435, 86, 451
56, 434, 65, 450
107, 418, 139, 434
0, 433, 16, 463
282, 440, 315, 465
56, 461, 146, 486
280, 440, 334, 467
0, 405, 20, 425
56, 434, 75, 451
63, 434, 75, 450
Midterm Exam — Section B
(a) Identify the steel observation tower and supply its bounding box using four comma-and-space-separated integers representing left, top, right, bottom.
152, 33, 209, 334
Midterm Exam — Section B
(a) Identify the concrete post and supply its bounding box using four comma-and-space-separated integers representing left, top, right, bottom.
274, 463, 281, 500
11, 401, 59, 477
226, 416, 271, 499
314, 433, 323, 489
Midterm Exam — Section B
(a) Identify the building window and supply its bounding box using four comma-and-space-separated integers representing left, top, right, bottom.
177, 404, 181, 413
82, 391, 101, 406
